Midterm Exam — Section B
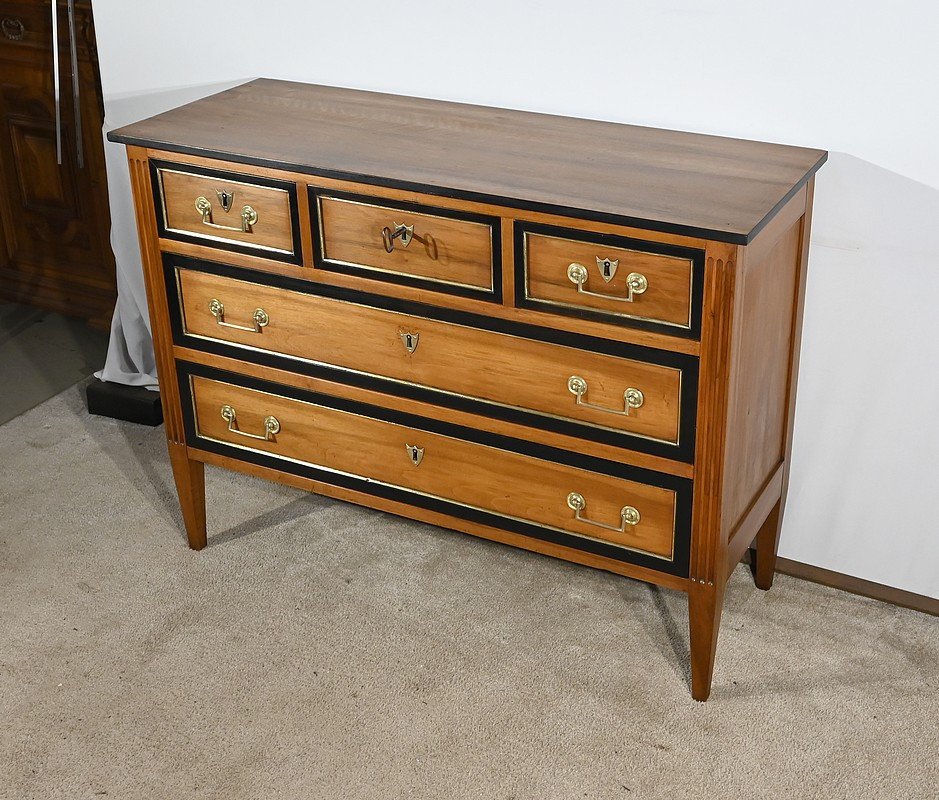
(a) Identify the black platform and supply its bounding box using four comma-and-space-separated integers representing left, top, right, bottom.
86, 379, 163, 426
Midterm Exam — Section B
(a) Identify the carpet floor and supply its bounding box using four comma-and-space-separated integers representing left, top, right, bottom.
0, 384, 936, 800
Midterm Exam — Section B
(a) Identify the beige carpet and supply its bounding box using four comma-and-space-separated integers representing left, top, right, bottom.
0, 384, 936, 800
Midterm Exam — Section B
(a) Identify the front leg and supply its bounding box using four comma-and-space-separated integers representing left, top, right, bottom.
168, 441, 207, 550
688, 578, 726, 701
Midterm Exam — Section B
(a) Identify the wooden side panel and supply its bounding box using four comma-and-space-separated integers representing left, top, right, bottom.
722, 219, 802, 532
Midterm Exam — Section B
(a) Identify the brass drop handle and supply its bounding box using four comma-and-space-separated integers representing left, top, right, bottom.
567, 262, 648, 303
567, 492, 640, 533
195, 196, 259, 233
381, 222, 414, 253
220, 405, 280, 441
568, 376, 644, 416
209, 299, 269, 333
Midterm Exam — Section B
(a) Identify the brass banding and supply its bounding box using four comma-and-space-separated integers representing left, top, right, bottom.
191, 377, 674, 561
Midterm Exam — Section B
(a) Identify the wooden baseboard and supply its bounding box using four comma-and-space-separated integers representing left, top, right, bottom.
744, 550, 938, 617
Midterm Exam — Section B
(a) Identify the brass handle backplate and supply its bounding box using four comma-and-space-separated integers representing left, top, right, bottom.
567, 492, 640, 533
220, 405, 280, 441
209, 299, 269, 333
567, 262, 648, 303
381, 222, 414, 253
567, 376, 644, 417
195, 196, 258, 233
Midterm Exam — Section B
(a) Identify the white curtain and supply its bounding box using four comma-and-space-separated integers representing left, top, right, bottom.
95, 85, 241, 389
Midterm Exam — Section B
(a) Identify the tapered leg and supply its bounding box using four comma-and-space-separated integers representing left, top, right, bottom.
688, 580, 725, 701
168, 442, 207, 550
752, 498, 782, 590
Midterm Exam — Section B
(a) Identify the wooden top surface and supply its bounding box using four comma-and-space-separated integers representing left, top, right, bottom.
110, 79, 826, 244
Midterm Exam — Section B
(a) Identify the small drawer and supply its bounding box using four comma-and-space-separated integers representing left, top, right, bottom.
152, 160, 301, 263
184, 370, 682, 563
310, 188, 500, 299
171, 261, 696, 461
516, 222, 704, 337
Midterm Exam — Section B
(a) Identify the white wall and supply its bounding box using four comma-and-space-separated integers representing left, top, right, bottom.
92, 0, 939, 599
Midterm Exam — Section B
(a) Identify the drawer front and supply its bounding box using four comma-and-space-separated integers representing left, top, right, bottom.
153, 160, 301, 263
516, 222, 704, 337
172, 261, 695, 459
311, 188, 499, 299
184, 369, 683, 563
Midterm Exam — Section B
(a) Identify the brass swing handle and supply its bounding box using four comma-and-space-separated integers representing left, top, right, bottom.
381, 222, 415, 253
567, 263, 648, 303
195, 196, 259, 233
208, 299, 269, 333
567, 492, 640, 533
220, 405, 280, 441
568, 376, 644, 416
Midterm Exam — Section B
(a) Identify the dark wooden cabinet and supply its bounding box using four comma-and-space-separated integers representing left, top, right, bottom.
0, 0, 115, 327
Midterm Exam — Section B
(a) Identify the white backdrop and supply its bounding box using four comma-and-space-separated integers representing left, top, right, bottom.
91, 0, 939, 599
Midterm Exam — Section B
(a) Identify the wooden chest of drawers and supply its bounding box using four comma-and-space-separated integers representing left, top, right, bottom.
110, 79, 826, 700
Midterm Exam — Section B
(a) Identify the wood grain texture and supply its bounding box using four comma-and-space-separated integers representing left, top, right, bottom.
191, 375, 679, 560
524, 231, 694, 329
689, 244, 739, 587
317, 193, 494, 290
127, 148, 184, 442
173, 345, 694, 479
686, 240, 738, 701
726, 464, 784, 577
127, 146, 207, 548
150, 148, 705, 357
110, 79, 827, 243
177, 267, 686, 446
722, 219, 801, 530
114, 86, 826, 700
0, 0, 115, 326
753, 179, 817, 589
157, 165, 295, 254
167, 441, 206, 550
189, 445, 692, 592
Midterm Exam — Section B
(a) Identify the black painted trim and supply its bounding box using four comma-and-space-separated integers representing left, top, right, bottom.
164, 253, 699, 463
149, 159, 303, 265
110, 134, 827, 244
746, 151, 827, 243
514, 221, 705, 341
177, 360, 692, 578
308, 187, 502, 303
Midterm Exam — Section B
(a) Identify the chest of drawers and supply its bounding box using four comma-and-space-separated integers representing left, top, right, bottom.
110, 79, 826, 700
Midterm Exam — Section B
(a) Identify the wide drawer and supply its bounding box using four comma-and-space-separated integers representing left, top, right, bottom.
185, 370, 679, 561
311, 188, 499, 299
172, 262, 693, 457
516, 222, 704, 337
153, 160, 301, 263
